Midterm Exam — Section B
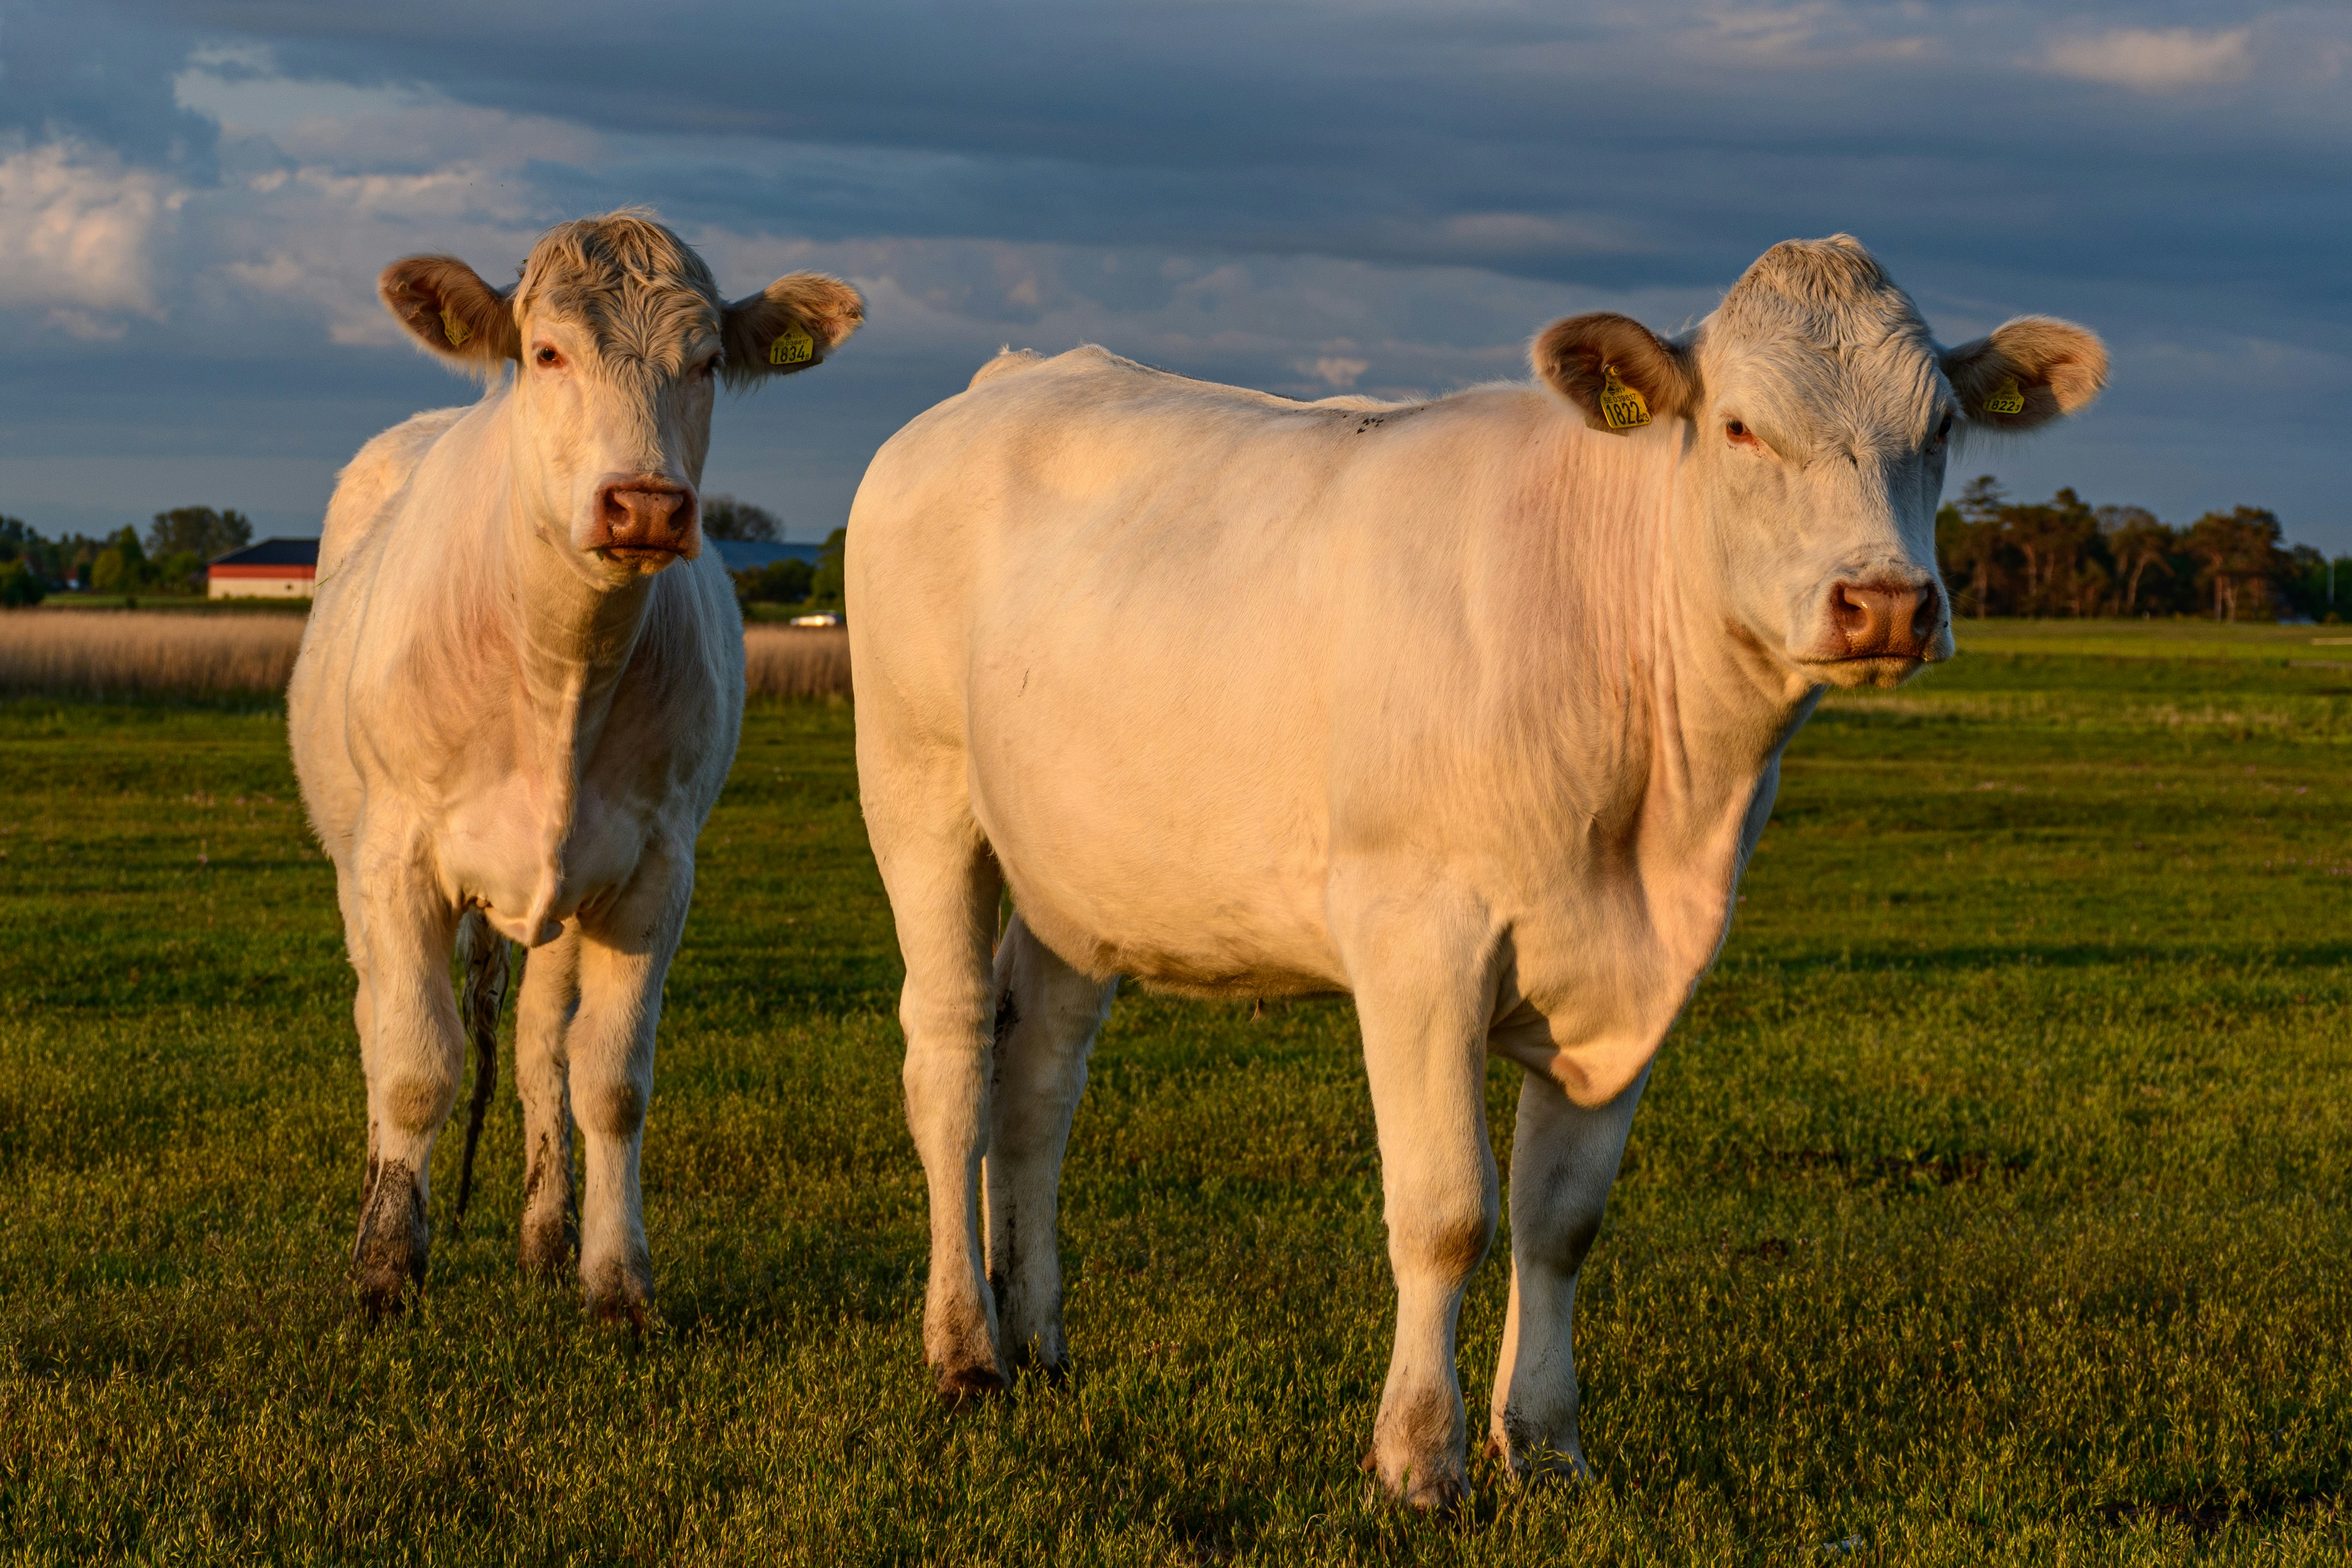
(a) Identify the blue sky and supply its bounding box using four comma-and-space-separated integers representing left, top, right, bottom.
0, 1, 2343, 544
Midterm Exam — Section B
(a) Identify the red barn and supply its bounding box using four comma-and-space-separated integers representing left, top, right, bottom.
208, 538, 318, 600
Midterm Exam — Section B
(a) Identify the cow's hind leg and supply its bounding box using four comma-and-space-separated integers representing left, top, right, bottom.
985, 913, 1114, 1379
1338, 888, 1501, 1509
868, 767, 1006, 1396
514, 927, 583, 1279
1485, 1062, 1648, 1481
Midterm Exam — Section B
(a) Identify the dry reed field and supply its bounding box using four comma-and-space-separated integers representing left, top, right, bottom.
743, 623, 851, 698
0, 610, 304, 698
0, 612, 853, 700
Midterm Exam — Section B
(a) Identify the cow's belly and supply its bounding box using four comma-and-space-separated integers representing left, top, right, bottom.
968, 697, 1342, 996
440, 776, 648, 946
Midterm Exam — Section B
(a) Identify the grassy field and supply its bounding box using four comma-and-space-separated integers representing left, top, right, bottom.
5, 623, 2352, 1563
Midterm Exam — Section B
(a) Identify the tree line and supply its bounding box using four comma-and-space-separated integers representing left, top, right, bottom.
702, 494, 846, 608
1938, 477, 2341, 622
0, 508, 254, 606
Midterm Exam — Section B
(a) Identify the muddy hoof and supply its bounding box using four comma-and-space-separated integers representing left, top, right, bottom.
352, 1268, 415, 1321
935, 1363, 1008, 1402
1363, 1452, 1469, 1511
518, 1217, 577, 1281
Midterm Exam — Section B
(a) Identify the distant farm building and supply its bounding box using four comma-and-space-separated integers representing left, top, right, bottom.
209, 538, 318, 599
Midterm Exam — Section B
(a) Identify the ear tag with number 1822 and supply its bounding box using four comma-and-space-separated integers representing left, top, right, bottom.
1983, 375, 2026, 416
440, 310, 472, 349
769, 323, 815, 366
1599, 365, 1651, 430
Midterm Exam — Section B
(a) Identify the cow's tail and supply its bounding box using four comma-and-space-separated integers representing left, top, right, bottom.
453, 909, 513, 1231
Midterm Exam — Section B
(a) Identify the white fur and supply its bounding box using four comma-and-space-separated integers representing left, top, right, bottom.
848, 238, 2097, 1502
288, 213, 840, 1318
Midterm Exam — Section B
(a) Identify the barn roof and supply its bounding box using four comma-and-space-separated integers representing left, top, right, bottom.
211, 538, 319, 568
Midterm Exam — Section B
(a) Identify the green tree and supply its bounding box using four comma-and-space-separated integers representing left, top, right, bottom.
736, 557, 815, 604
701, 494, 780, 542
2096, 506, 2174, 616
0, 559, 44, 607
1938, 476, 2009, 618
147, 507, 252, 562
89, 547, 128, 595
2184, 507, 2288, 622
808, 526, 847, 606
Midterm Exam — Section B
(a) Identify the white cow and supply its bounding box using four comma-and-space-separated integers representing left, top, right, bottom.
848, 236, 2102, 1502
291, 211, 861, 1319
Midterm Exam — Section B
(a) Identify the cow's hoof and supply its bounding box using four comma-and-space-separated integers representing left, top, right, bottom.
1362, 1450, 1470, 1512
934, 1362, 1008, 1403
518, 1215, 576, 1280
351, 1160, 427, 1318
586, 1278, 654, 1335
1483, 1427, 1589, 1485
351, 1267, 414, 1321
1008, 1338, 1072, 1387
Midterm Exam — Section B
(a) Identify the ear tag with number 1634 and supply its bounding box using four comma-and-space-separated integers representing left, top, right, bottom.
1599, 365, 1651, 430
769, 323, 815, 366
440, 310, 472, 349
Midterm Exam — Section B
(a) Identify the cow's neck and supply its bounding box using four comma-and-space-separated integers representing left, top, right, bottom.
1646, 562, 1819, 840
498, 490, 659, 930
1613, 444, 1821, 946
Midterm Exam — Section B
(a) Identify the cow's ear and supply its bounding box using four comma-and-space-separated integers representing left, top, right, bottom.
1943, 316, 2106, 433
379, 255, 520, 366
1533, 312, 1695, 435
721, 272, 864, 386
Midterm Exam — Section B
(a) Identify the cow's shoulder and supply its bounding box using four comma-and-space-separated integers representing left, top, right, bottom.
319, 405, 471, 580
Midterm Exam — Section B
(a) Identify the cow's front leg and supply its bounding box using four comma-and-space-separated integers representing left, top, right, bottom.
351, 875, 464, 1314
567, 847, 690, 1324
514, 927, 583, 1279
1340, 891, 1501, 1509
985, 912, 1114, 1378
1486, 1061, 1647, 1481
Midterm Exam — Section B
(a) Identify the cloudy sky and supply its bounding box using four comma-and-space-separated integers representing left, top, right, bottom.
0, 1, 2344, 546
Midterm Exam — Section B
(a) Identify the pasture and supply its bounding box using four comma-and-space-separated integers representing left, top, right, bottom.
4, 625, 2352, 1563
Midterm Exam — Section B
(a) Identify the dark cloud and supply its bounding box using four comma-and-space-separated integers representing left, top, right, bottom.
0, 0, 2344, 542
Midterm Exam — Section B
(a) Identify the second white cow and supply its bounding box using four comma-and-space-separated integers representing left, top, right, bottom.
291, 210, 861, 1319
848, 236, 2102, 1502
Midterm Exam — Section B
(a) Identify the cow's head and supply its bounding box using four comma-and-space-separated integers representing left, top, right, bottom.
378, 210, 862, 584
1535, 235, 2104, 690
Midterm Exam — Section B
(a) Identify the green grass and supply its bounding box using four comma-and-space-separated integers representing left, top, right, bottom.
6, 627, 2352, 1563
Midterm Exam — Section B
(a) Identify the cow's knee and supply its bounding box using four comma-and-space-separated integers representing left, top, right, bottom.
578, 1078, 646, 1141
378, 1067, 457, 1135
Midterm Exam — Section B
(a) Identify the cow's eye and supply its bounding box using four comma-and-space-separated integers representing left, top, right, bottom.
1726, 419, 1756, 447
534, 345, 563, 369
1933, 412, 1953, 444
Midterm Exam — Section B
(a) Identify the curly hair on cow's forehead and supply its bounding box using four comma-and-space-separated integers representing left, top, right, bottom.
514, 207, 723, 313
1715, 234, 1930, 349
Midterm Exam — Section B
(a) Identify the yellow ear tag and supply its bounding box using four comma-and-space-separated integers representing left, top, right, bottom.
439, 309, 472, 349
1982, 375, 2026, 416
1598, 364, 1651, 430
768, 323, 815, 367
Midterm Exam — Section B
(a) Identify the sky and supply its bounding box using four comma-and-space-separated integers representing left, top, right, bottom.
0, 1, 2344, 546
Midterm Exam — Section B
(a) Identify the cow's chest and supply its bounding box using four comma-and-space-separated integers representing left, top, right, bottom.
437, 760, 654, 947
